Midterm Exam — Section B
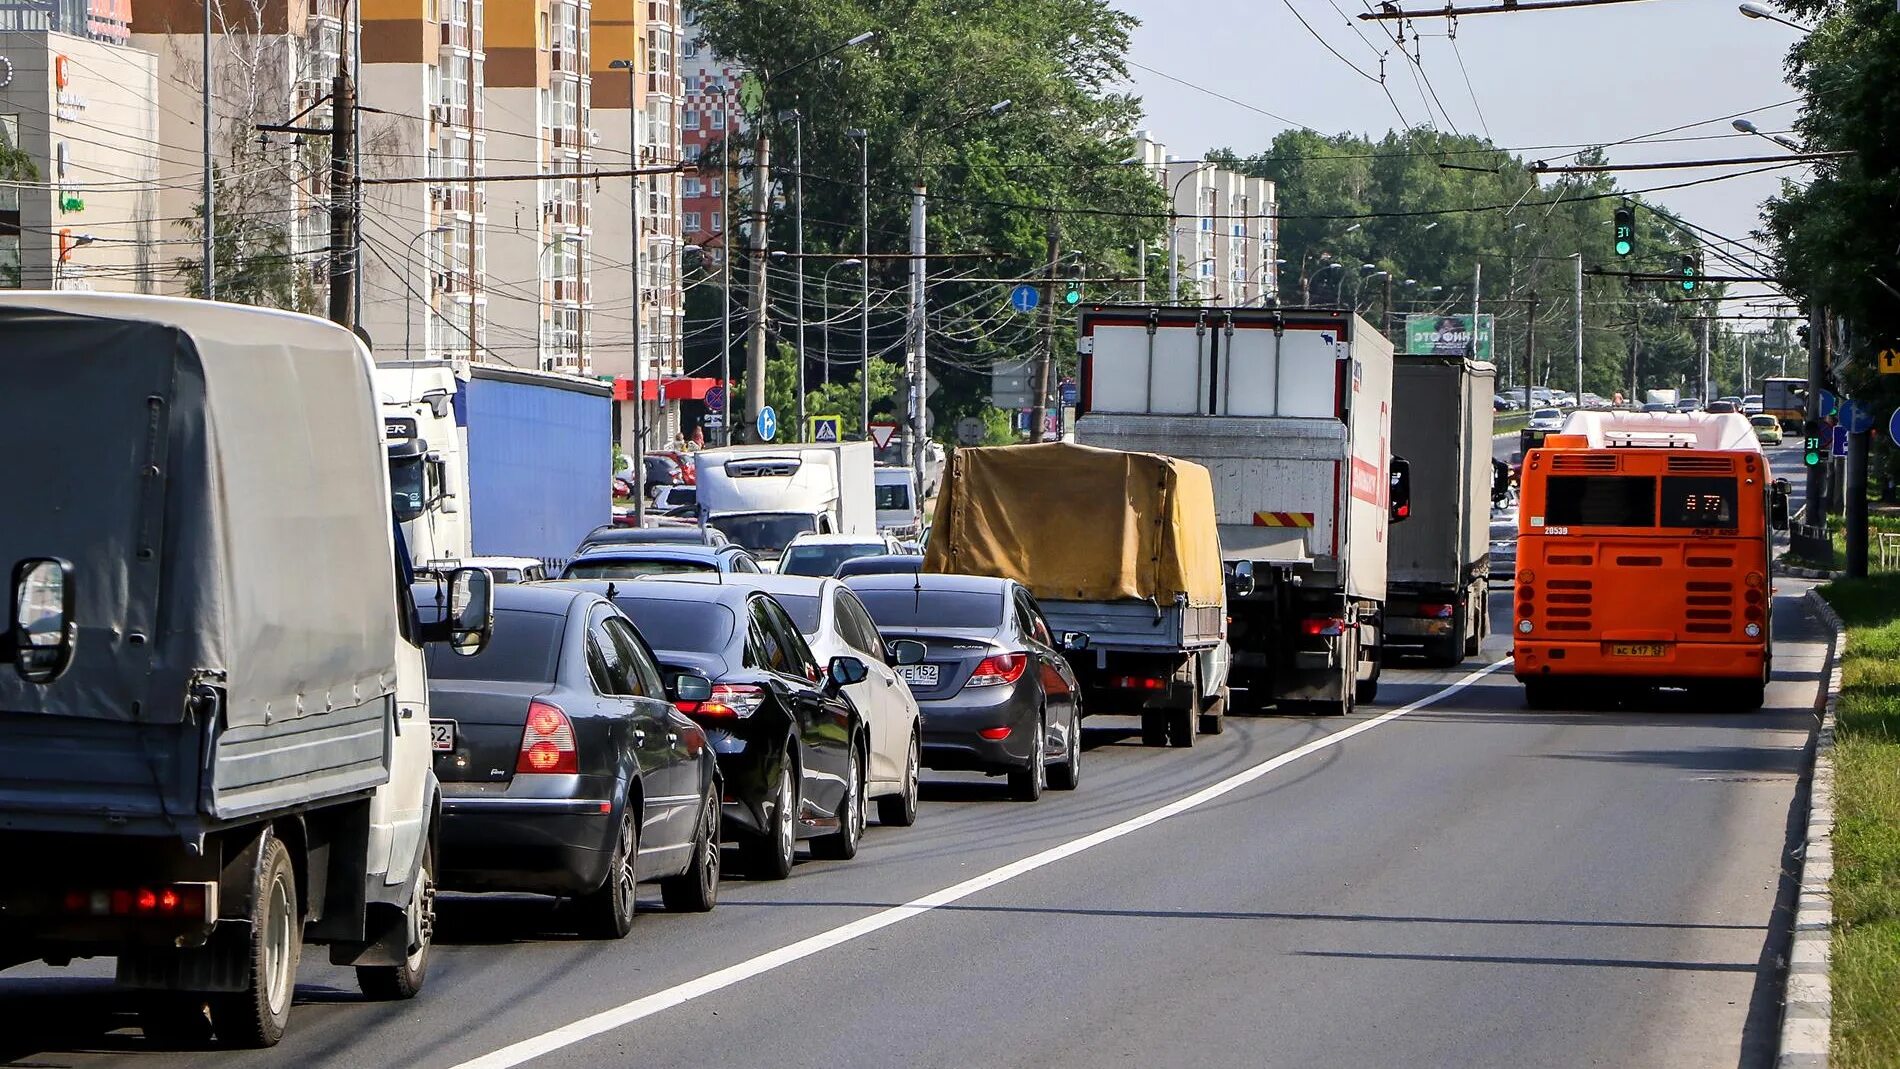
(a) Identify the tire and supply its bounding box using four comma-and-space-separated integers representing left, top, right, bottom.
661, 787, 721, 912
1166, 707, 1196, 748
1139, 711, 1168, 747
1197, 690, 1228, 736
810, 743, 865, 861
1047, 716, 1081, 791
741, 759, 798, 880
876, 730, 920, 827
1355, 645, 1382, 706
139, 994, 215, 1049
1424, 632, 1464, 669
575, 802, 638, 939
208, 835, 301, 1049
1008, 718, 1046, 801
356, 842, 434, 1000
1523, 680, 1559, 710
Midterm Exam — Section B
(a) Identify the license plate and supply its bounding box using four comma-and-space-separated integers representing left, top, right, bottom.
897, 665, 939, 687
1610, 643, 1667, 658
429, 720, 456, 752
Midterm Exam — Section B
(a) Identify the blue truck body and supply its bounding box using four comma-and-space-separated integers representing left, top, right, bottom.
460, 365, 612, 565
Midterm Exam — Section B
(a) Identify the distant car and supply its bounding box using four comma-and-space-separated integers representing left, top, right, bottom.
423, 584, 722, 939
836, 554, 926, 578
425, 556, 548, 584
778, 533, 905, 578
1720, 395, 1744, 408
844, 573, 1083, 801
589, 580, 872, 877
874, 467, 924, 537
1526, 407, 1565, 432
644, 453, 683, 488
576, 524, 729, 555
1677, 398, 1703, 413
1493, 394, 1520, 412
1705, 400, 1738, 414
651, 484, 698, 516
649, 450, 697, 485
561, 543, 762, 579
1640, 402, 1673, 413
1743, 394, 1765, 415
722, 574, 926, 827
1751, 414, 1784, 445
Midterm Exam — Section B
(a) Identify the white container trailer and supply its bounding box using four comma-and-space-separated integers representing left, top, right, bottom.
1075, 306, 1407, 716
694, 442, 876, 564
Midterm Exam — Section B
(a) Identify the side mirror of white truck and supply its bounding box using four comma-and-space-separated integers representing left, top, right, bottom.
6, 558, 76, 684
420, 567, 495, 656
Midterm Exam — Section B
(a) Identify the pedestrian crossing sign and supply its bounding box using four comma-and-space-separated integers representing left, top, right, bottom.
809, 415, 842, 443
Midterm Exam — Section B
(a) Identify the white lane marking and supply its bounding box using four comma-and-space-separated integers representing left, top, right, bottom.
445, 659, 1511, 1069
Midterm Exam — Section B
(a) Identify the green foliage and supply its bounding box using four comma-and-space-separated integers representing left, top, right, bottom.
174, 161, 309, 309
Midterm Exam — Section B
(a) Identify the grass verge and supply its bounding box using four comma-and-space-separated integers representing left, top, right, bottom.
1818, 574, 1900, 1066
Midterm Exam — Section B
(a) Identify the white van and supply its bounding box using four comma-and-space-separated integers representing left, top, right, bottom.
874, 467, 923, 537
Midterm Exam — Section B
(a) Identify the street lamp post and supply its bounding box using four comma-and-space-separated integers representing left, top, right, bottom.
608, 57, 645, 526
846, 128, 871, 440
404, 223, 451, 357
1167, 163, 1211, 303
785, 108, 808, 440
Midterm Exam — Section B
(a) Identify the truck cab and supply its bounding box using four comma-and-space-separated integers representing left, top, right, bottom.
376, 362, 469, 566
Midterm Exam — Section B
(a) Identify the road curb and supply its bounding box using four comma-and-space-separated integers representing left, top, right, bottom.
1781, 588, 1843, 1069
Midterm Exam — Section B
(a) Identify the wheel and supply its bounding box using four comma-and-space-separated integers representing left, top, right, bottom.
1355, 647, 1382, 705
1166, 707, 1196, 747
356, 843, 434, 1000
1047, 715, 1081, 791
208, 835, 301, 1049
1708, 680, 1766, 711
810, 743, 865, 861
1139, 711, 1168, 747
1523, 680, 1559, 710
576, 801, 638, 939
1198, 690, 1228, 736
661, 786, 721, 912
876, 730, 920, 827
1424, 631, 1463, 668
139, 994, 214, 1049
740, 759, 798, 880
1008, 718, 1046, 801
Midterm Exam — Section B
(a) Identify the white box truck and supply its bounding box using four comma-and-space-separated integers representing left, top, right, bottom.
694, 442, 876, 566
1075, 306, 1408, 716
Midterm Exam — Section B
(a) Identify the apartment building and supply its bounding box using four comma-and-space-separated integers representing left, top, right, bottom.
1130, 129, 1278, 306
677, 4, 736, 265
0, 19, 159, 292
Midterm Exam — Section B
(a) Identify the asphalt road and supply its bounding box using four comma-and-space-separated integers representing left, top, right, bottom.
0, 576, 1826, 1068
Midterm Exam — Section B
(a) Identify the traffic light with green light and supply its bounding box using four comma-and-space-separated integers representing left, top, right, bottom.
1613, 205, 1634, 257
1679, 254, 1697, 292
1064, 285, 1081, 305
1803, 419, 1825, 467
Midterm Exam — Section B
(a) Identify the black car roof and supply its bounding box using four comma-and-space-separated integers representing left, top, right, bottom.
841, 572, 1011, 595
836, 554, 924, 576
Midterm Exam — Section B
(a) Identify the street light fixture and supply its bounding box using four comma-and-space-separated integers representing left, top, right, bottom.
607, 56, 648, 525
404, 223, 453, 358
1738, 2, 1813, 31
1732, 118, 1804, 152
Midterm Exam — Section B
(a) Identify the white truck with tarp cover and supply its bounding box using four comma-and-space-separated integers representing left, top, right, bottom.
0, 294, 495, 1047
1075, 305, 1407, 717
694, 442, 877, 566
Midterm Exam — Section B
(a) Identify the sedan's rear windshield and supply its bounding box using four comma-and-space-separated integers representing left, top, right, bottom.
611, 597, 740, 657
780, 543, 884, 578
564, 558, 718, 579
423, 608, 564, 683
854, 588, 1005, 630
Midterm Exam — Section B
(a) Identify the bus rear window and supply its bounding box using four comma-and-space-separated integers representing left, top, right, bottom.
1661, 476, 1738, 528
1544, 475, 1657, 527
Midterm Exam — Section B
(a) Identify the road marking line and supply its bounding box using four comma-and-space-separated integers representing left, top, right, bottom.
444, 659, 1511, 1069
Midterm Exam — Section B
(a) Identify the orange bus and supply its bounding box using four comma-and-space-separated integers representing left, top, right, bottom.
1514, 411, 1789, 709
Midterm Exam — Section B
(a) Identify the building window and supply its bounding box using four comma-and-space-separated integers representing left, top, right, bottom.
682, 36, 698, 58
710, 108, 724, 130
683, 143, 701, 162
684, 211, 701, 232
710, 177, 722, 196
683, 108, 699, 129
710, 212, 721, 233
683, 177, 702, 196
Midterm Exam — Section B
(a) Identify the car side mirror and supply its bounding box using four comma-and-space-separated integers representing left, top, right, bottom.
421, 567, 494, 655
1389, 457, 1413, 524
828, 655, 870, 689
1060, 631, 1090, 653
1771, 479, 1791, 532
1227, 559, 1256, 599
888, 639, 927, 666
668, 672, 714, 703
6, 558, 76, 684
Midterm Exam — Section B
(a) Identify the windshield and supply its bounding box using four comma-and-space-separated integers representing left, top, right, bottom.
711, 513, 819, 555
855, 588, 1006, 630
562, 557, 718, 579
611, 597, 740, 658
780, 543, 884, 578
772, 592, 822, 634
390, 455, 426, 522
1751, 416, 1779, 428
875, 482, 912, 510
423, 608, 564, 683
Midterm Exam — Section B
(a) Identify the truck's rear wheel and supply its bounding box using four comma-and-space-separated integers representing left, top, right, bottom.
1140, 711, 1168, 747
209, 835, 301, 1048
1198, 689, 1228, 735
1167, 707, 1197, 747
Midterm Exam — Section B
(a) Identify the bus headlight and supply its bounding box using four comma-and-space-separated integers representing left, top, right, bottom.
1745, 622, 1762, 638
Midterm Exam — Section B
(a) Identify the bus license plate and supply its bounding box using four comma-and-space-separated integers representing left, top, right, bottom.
1610, 643, 1666, 658
430, 721, 456, 752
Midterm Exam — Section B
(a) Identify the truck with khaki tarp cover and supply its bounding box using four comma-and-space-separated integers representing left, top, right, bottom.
924, 442, 1229, 746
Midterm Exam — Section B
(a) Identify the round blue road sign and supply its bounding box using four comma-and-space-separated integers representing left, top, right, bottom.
1889, 406, 1900, 443
704, 385, 726, 412
1009, 284, 1041, 314
1843, 399, 1875, 434
1821, 389, 1839, 418
757, 406, 778, 442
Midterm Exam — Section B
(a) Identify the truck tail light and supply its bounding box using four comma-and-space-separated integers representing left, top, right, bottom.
1111, 675, 1168, 691
1301, 617, 1345, 638
967, 653, 1028, 688
1421, 603, 1456, 619
61, 882, 214, 920
518, 700, 579, 774
680, 683, 766, 720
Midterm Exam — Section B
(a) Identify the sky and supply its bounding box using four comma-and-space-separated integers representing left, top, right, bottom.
1115, 0, 1807, 310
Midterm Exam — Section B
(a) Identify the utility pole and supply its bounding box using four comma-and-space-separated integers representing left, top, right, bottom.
1741, 333, 1750, 394
1806, 307, 1826, 523
1848, 421, 1870, 576
326, 68, 356, 329
852, 129, 870, 440
718, 87, 733, 445
1698, 315, 1711, 405
201, 0, 214, 299
791, 109, 807, 440
1523, 291, 1537, 415
1471, 260, 1480, 358
907, 181, 927, 479
745, 128, 772, 433
1034, 214, 1062, 443
1573, 252, 1584, 398
1383, 271, 1394, 341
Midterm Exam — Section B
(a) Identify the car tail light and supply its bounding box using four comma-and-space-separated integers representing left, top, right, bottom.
679, 683, 766, 720
61, 882, 213, 920
1420, 603, 1456, 619
978, 726, 1012, 740
1111, 675, 1168, 691
517, 700, 578, 774
967, 653, 1028, 688
1301, 617, 1345, 637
